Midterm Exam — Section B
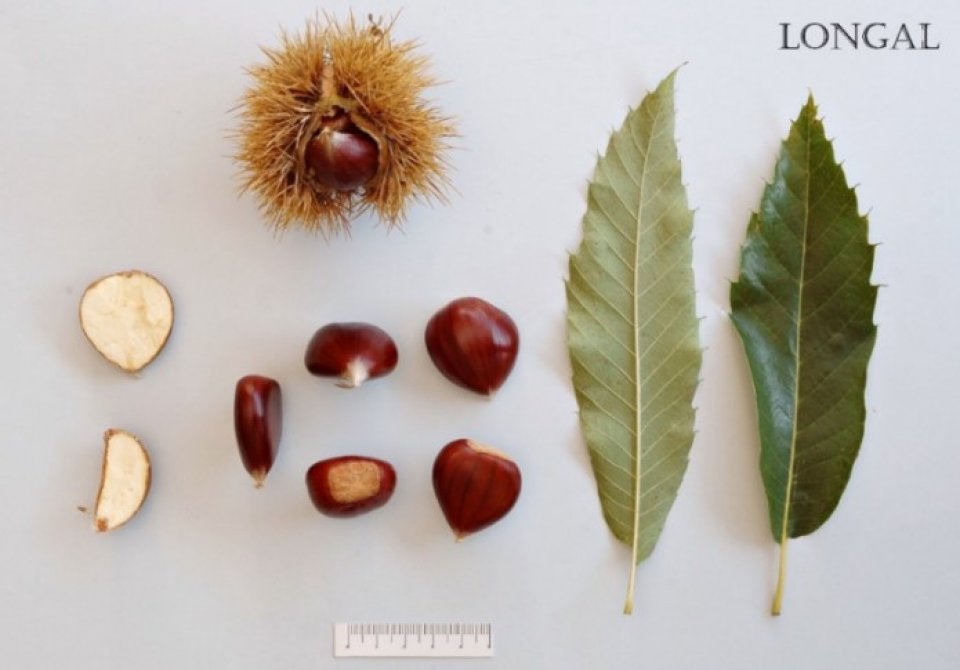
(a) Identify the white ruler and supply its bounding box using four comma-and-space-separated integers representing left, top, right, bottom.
333, 622, 493, 658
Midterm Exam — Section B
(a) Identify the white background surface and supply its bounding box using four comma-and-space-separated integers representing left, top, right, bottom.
2, 1, 958, 668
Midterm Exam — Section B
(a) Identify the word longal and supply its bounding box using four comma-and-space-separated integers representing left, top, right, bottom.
780, 22, 940, 51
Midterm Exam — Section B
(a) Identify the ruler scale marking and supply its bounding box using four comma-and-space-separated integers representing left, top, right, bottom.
333, 622, 494, 658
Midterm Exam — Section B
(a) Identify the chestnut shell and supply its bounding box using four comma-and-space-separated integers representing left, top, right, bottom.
425, 297, 519, 395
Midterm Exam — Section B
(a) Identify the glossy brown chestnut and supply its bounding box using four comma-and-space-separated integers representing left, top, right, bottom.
306, 456, 397, 517
432, 439, 521, 539
305, 112, 380, 192
305, 322, 399, 388
425, 297, 519, 395
234, 375, 282, 487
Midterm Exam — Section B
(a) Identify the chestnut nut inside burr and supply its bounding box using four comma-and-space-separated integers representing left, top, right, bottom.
305, 112, 380, 193
234, 15, 455, 234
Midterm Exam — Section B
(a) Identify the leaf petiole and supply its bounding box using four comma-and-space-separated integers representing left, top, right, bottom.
624, 570, 636, 615
772, 537, 788, 616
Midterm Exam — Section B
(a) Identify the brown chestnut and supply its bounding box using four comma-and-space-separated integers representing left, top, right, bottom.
305, 112, 380, 192
433, 439, 521, 539
234, 375, 283, 487
305, 322, 399, 388
306, 456, 397, 517
425, 297, 519, 395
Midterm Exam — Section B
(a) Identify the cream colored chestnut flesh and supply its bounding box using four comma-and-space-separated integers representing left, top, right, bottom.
93, 429, 152, 532
79, 270, 174, 373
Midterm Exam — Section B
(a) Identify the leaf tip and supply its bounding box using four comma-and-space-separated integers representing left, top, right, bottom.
800, 91, 820, 121
655, 66, 682, 96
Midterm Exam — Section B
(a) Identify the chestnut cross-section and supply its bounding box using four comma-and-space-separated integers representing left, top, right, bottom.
93, 429, 152, 532
79, 270, 174, 373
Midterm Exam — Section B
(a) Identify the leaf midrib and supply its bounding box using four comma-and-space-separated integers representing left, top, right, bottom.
626, 103, 664, 610
780, 123, 812, 546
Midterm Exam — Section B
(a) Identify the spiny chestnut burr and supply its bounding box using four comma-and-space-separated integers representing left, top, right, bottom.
234, 375, 283, 487
306, 456, 397, 517
425, 297, 519, 395
433, 439, 521, 540
305, 323, 398, 388
235, 14, 455, 235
